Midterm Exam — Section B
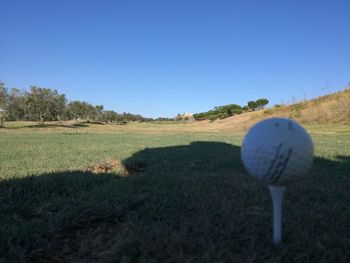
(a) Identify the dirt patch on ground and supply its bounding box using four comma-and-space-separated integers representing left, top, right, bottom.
86, 160, 125, 174
86, 159, 147, 175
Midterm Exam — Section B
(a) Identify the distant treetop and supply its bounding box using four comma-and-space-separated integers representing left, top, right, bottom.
193, 98, 269, 121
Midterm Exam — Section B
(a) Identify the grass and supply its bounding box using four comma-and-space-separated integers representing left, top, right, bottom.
260, 87, 350, 124
0, 122, 350, 262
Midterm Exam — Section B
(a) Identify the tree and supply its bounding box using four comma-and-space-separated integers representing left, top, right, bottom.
216, 104, 241, 117
0, 81, 153, 123
208, 114, 218, 122
65, 101, 96, 121
0, 80, 7, 107
25, 86, 66, 124
247, 101, 258, 111
6, 88, 26, 121
95, 105, 104, 121
101, 110, 118, 123
256, 98, 269, 110
193, 112, 206, 120
0, 80, 8, 126
242, 106, 249, 111
193, 103, 244, 120
232, 109, 243, 115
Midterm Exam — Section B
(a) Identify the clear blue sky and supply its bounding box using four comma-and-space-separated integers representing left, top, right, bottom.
1, 0, 349, 118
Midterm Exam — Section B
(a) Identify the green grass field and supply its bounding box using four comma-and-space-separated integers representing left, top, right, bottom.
1, 122, 350, 262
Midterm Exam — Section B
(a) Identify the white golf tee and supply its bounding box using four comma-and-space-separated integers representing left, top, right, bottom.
268, 185, 286, 245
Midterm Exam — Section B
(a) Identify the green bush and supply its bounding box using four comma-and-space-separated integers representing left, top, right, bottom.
208, 115, 218, 122
232, 109, 243, 115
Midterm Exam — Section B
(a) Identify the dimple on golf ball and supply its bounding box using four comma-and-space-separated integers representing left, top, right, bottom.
241, 117, 314, 185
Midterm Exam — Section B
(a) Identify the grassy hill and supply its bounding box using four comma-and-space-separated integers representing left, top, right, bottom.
261, 87, 350, 123
189, 86, 350, 133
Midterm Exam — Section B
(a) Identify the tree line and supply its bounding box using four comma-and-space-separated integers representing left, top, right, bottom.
0, 80, 152, 125
193, 98, 269, 121
0, 80, 270, 125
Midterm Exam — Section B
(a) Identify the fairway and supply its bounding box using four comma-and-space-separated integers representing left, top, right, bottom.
1, 122, 349, 262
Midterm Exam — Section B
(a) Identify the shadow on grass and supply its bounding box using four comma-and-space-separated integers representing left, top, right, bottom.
1, 141, 350, 262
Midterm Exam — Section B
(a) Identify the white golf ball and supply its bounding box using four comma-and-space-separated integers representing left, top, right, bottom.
241, 118, 314, 185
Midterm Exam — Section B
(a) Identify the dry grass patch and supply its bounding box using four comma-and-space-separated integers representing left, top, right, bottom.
86, 160, 127, 174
